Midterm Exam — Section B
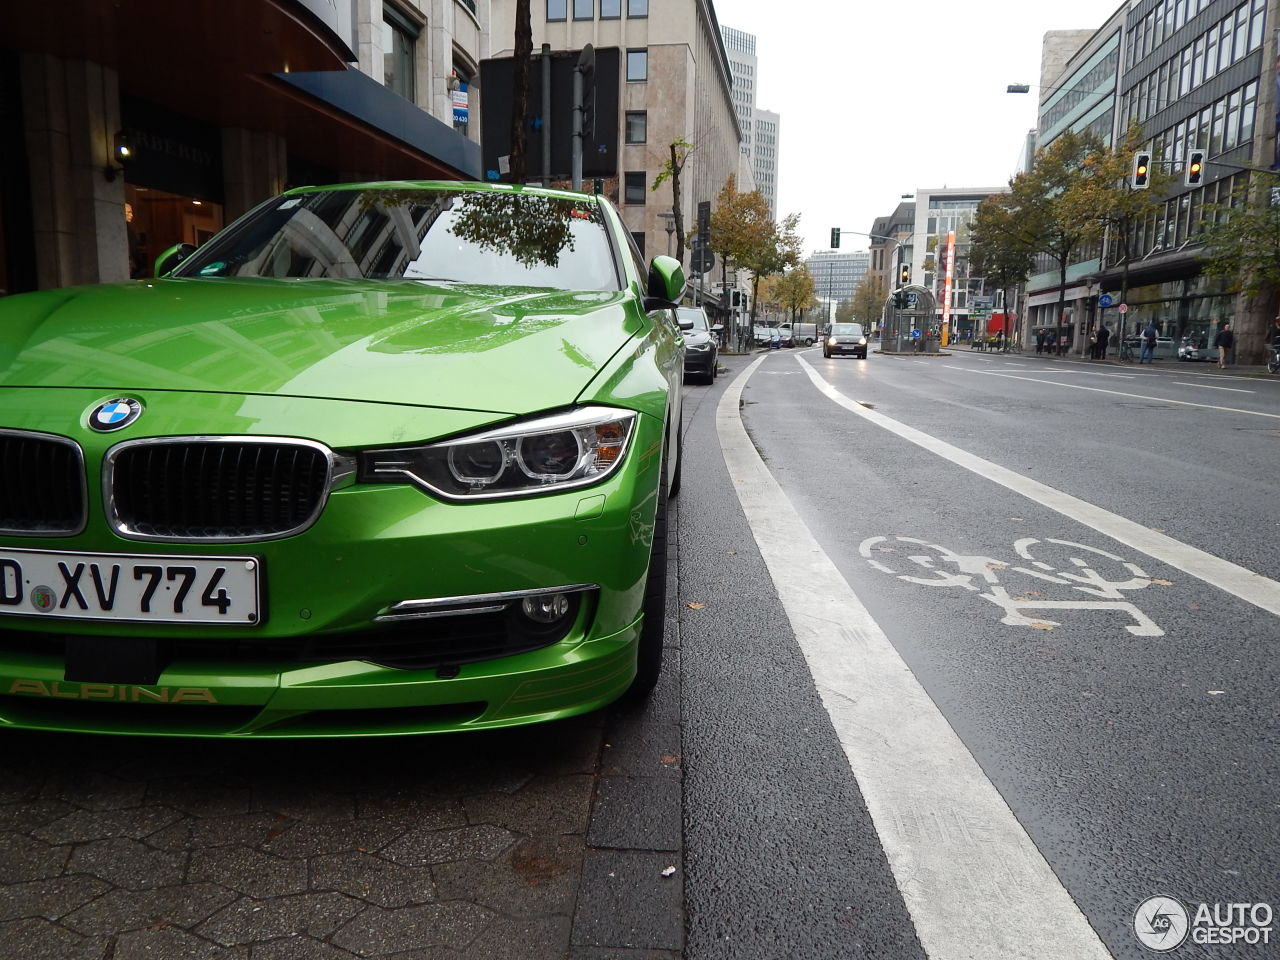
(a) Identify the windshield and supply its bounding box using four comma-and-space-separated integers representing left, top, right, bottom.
174, 189, 622, 291
677, 308, 709, 331
832, 323, 864, 336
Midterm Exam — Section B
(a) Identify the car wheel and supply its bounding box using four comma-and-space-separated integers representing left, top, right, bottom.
628, 460, 668, 696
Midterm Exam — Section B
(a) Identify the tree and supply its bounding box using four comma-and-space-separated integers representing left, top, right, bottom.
969, 194, 1035, 343
739, 212, 803, 327
708, 175, 772, 337
850, 274, 885, 326
1199, 171, 1280, 362
1073, 121, 1172, 337
508, 0, 532, 184
651, 137, 694, 267
772, 266, 817, 324
1008, 130, 1106, 351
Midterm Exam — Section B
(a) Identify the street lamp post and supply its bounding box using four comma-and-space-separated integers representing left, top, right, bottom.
658, 211, 675, 258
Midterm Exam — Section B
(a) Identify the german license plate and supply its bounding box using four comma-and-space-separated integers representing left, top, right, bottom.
0, 548, 261, 625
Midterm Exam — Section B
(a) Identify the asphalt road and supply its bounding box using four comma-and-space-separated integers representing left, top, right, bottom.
676, 345, 1278, 960
2, 346, 1276, 959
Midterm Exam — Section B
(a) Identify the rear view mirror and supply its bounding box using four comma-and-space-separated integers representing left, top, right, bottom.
153, 243, 197, 278
644, 255, 686, 310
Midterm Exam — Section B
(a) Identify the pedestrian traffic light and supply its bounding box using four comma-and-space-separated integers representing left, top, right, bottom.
899, 263, 910, 285
830, 228, 840, 249
1185, 151, 1204, 186
1132, 152, 1151, 189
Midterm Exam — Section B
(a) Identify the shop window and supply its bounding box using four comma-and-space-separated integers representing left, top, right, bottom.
626, 49, 648, 82
383, 4, 421, 103
625, 111, 647, 144
547, 0, 566, 19
124, 185, 223, 280
624, 172, 646, 205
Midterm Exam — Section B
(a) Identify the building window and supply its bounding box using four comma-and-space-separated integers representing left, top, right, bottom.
626, 49, 648, 81
625, 111, 647, 143
631, 231, 646, 256
383, 4, 420, 102
547, 0, 567, 20
627, 0, 648, 15
624, 172, 646, 204
574, 0, 593, 18
601, 0, 620, 16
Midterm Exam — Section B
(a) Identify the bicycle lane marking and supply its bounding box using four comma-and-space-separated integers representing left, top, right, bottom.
717, 355, 1115, 960
801, 355, 1280, 617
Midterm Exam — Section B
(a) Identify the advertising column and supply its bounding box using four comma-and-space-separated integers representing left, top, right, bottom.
940, 230, 955, 347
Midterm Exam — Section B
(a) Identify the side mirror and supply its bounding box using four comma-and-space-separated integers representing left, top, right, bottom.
710, 323, 724, 334
678, 319, 695, 331
153, 243, 197, 278
643, 255, 686, 311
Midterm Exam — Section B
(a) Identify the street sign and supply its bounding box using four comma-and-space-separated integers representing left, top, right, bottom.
971, 296, 993, 307
1098, 293, 1114, 307
1118, 303, 1129, 314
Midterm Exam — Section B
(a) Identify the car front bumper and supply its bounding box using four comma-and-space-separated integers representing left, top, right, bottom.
0, 393, 664, 737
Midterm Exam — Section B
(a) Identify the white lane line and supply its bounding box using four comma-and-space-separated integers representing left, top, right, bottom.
1077, 372, 1136, 379
1171, 380, 1255, 394
719, 356, 1113, 960
941, 365, 1280, 421
802, 355, 1280, 617
971, 356, 995, 362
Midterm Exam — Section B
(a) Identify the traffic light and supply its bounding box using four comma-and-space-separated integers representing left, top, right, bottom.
1185, 151, 1204, 186
830, 227, 841, 249
899, 263, 911, 285
1132, 152, 1151, 189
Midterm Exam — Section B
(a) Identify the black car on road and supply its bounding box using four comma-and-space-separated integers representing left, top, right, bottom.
823, 321, 869, 359
679, 306, 721, 383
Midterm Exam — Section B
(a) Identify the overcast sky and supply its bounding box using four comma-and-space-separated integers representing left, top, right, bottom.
714, 0, 1128, 255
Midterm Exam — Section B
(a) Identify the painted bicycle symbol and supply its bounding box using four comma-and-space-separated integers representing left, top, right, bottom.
858, 536, 1166, 636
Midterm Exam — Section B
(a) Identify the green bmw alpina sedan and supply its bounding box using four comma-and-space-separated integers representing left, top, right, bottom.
0, 181, 686, 737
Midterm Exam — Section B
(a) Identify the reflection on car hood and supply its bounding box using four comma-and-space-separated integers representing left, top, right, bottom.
0, 278, 642, 415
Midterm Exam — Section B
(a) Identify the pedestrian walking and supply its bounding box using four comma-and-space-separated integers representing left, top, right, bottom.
1139, 320, 1158, 363
1095, 323, 1110, 360
1035, 329, 1046, 354
1214, 323, 1235, 368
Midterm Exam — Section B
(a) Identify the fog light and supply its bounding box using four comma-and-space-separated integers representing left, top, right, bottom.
521, 593, 571, 623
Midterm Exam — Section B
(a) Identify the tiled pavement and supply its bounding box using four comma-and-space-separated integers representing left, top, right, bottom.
0, 500, 686, 960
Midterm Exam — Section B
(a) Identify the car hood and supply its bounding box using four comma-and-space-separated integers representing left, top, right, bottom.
0, 279, 642, 415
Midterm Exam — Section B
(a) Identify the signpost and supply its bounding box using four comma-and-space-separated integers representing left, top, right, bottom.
1098, 293, 1114, 308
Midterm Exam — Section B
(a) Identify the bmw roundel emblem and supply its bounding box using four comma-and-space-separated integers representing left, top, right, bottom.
88, 398, 143, 432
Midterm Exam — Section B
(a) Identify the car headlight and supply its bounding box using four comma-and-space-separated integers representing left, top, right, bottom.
827, 336, 837, 346
858, 337, 867, 345
687, 342, 710, 352
359, 406, 637, 501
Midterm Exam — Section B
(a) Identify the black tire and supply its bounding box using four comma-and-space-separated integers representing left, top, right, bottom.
667, 422, 683, 498
628, 461, 668, 696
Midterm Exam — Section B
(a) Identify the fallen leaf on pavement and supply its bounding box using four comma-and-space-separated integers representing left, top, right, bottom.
686, 602, 705, 610
1148, 578, 1173, 586
1030, 622, 1056, 631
